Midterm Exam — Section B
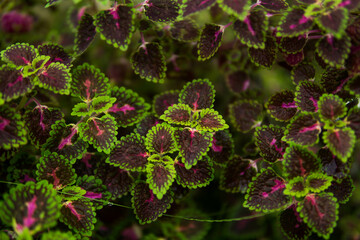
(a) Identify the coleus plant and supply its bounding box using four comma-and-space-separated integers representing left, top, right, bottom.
0, 0, 360, 239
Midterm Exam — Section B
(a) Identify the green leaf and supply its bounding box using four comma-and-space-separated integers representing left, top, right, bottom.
323, 127, 355, 163
160, 103, 192, 126
145, 123, 176, 154
284, 176, 308, 198
71, 102, 90, 117
41, 230, 76, 240
193, 108, 228, 132
91, 96, 117, 114
306, 172, 333, 193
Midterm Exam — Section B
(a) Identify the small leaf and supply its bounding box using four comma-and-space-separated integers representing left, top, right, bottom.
306, 172, 333, 193
160, 103, 192, 126
295, 81, 324, 112
131, 42, 166, 83
277, 8, 313, 37
146, 123, 176, 154
279, 36, 307, 54
193, 108, 228, 132
297, 193, 338, 239
280, 205, 312, 240
145, 0, 181, 22
74, 13, 96, 55
316, 8, 348, 39
291, 62, 315, 85
197, 24, 224, 61
35, 62, 71, 95
79, 115, 118, 154
219, 155, 257, 193
91, 96, 117, 114
316, 35, 351, 68
326, 176, 354, 204
208, 130, 234, 166
319, 147, 350, 178
179, 79, 215, 110
131, 181, 173, 224
218, 0, 251, 20
244, 168, 291, 213
283, 113, 321, 146
248, 37, 277, 68
1, 43, 37, 67
107, 133, 149, 171
266, 90, 297, 121
346, 107, 360, 138
284, 176, 308, 198
229, 100, 263, 132
37, 43, 72, 67
170, 19, 200, 42
183, 0, 216, 16
323, 127, 355, 163
284, 50, 304, 66
146, 155, 176, 199
153, 90, 179, 117
71, 103, 91, 117
94, 4, 135, 50
318, 94, 347, 124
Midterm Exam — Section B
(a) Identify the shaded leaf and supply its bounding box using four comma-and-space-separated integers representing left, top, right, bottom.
266, 90, 297, 121
170, 19, 200, 42
153, 90, 179, 117
74, 13, 96, 55
323, 127, 355, 163
316, 35, 351, 68
183, 0, 216, 16
1, 43, 37, 67
248, 37, 277, 68
197, 24, 224, 61
316, 8, 348, 39
179, 79, 215, 110
229, 100, 263, 132
218, 0, 250, 20
37, 43, 72, 67
295, 81, 324, 112
277, 8, 313, 37
291, 62, 315, 85
318, 94, 347, 122
208, 130, 234, 166
326, 176, 354, 204
280, 205, 312, 240
145, 0, 181, 22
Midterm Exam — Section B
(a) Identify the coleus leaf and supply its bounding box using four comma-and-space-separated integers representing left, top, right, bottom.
280, 205, 312, 240
183, 0, 216, 17
255, 125, 288, 163
295, 81, 324, 112
29, 55, 51, 75
277, 8, 313, 37
233, 9, 268, 49
260, 0, 289, 11
305, 172, 333, 193
146, 155, 176, 199
144, 0, 181, 22
208, 130, 234, 166
248, 37, 277, 69
0, 105, 27, 150
37, 43, 72, 67
217, 0, 251, 20
1, 43, 37, 67
197, 23, 225, 61
229, 100, 263, 132
41, 230, 76, 240
297, 193, 338, 239
153, 90, 179, 117
284, 50, 304, 66
316, 35, 351, 68
61, 186, 86, 202
36, 152, 77, 190
318, 94, 347, 123
108, 86, 150, 127
170, 19, 200, 42
266, 90, 297, 121
320, 68, 349, 93
0, 181, 61, 235
24, 106, 63, 148
90, 96, 117, 114
146, 123, 176, 154
135, 114, 163, 136
283, 113, 321, 146
319, 147, 350, 178
0, 65, 34, 102
74, 13, 96, 56
131, 181, 173, 224
283, 144, 321, 179
244, 168, 291, 213
226, 70, 250, 94
131, 42, 166, 83
71, 102, 91, 117
60, 200, 96, 237
346, 107, 360, 138
323, 127, 355, 163
345, 75, 360, 98
175, 128, 212, 169
35, 62, 71, 95
107, 133, 149, 171
179, 79, 215, 110
71, 63, 110, 101
175, 156, 214, 189
279, 36, 307, 54
43, 120, 88, 161
79, 115, 118, 154
291, 62, 315, 85
284, 176, 308, 198
316, 8, 348, 39
326, 176, 354, 204
160, 103, 192, 126
94, 4, 135, 50
219, 155, 257, 193
193, 108, 228, 132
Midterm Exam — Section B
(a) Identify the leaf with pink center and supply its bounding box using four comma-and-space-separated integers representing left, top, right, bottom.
226, 70, 251, 94
248, 37, 277, 69
280, 205, 311, 240
233, 9, 268, 49
0, 105, 27, 150
219, 155, 257, 193
283, 113, 321, 146
36, 151, 77, 190
0, 181, 61, 235
170, 19, 200, 42
135, 114, 163, 136
318, 147, 350, 179
175, 128, 212, 169
153, 90, 179, 117
107, 133, 149, 172
179, 79, 215, 110
255, 125, 288, 163
60, 200, 96, 237
109, 86, 150, 127
306, 172, 333, 193
146, 155, 176, 199
284, 176, 308, 198
325, 176, 354, 204
244, 168, 291, 213
316, 35, 351, 68
79, 115, 118, 154
346, 107, 360, 138
291, 62, 315, 85
295, 81, 324, 112
94, 4, 135, 50
131, 42, 166, 83
316, 8, 348, 39
277, 8, 313, 37
1, 43, 37, 67
297, 193, 338, 239
318, 94, 347, 123
131, 181, 173, 224
35, 62, 71, 95
37, 43, 72, 67
74, 13, 96, 56
320, 68, 349, 93
193, 108, 228, 132
323, 127, 355, 163
197, 23, 224, 61
208, 130, 234, 166
279, 36, 307, 54
160, 104, 192, 125
229, 100, 263, 132
24, 106, 63, 148
0, 65, 34, 102
45, 0, 61, 8
183, 0, 216, 17
145, 0, 181, 22
283, 144, 321, 180
217, 0, 251, 20
146, 123, 176, 154
71, 63, 110, 101
260, 0, 288, 11
266, 90, 297, 121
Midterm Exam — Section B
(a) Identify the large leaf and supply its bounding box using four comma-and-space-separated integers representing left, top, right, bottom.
291, 62, 315, 85
318, 94, 347, 123
267, 90, 297, 122
1, 43, 37, 67
197, 23, 224, 61
37, 43, 72, 67
316, 8, 348, 39
277, 8, 313, 37
279, 36, 307, 54
295, 81, 324, 112
217, 0, 250, 20
323, 127, 355, 163
316, 35, 351, 68
153, 90, 179, 117
146, 123, 176, 154
280, 205, 311, 240
135, 114, 163, 136
193, 108, 228, 132
229, 100, 263, 132
160, 103, 192, 126
179, 79, 215, 110
35, 62, 71, 95
326, 176, 354, 204
183, 0, 216, 16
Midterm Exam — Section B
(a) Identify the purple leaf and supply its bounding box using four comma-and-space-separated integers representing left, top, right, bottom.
36, 62, 71, 95
208, 130, 234, 166
1, 43, 37, 66
145, 0, 181, 22
193, 108, 228, 132
320, 67, 349, 93
279, 36, 307, 54
266, 90, 297, 121
217, 0, 251, 20
146, 123, 176, 154
248, 37, 277, 68
316, 8, 349, 38
226, 70, 251, 94
326, 176, 354, 204
153, 90, 179, 117
345, 75, 360, 97
229, 100, 263, 132
0, 105, 27, 149
280, 205, 311, 240
74, 13, 96, 55
295, 81, 324, 112
197, 23, 224, 61
160, 103, 192, 126
183, 0, 216, 16
316, 35, 351, 68
260, 0, 288, 11
319, 147, 350, 179
37, 43, 72, 67
347, 107, 360, 138
277, 9, 313, 37
284, 50, 304, 66
135, 114, 163, 136
179, 79, 215, 110
318, 94, 347, 122
291, 62, 315, 85
323, 127, 355, 162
